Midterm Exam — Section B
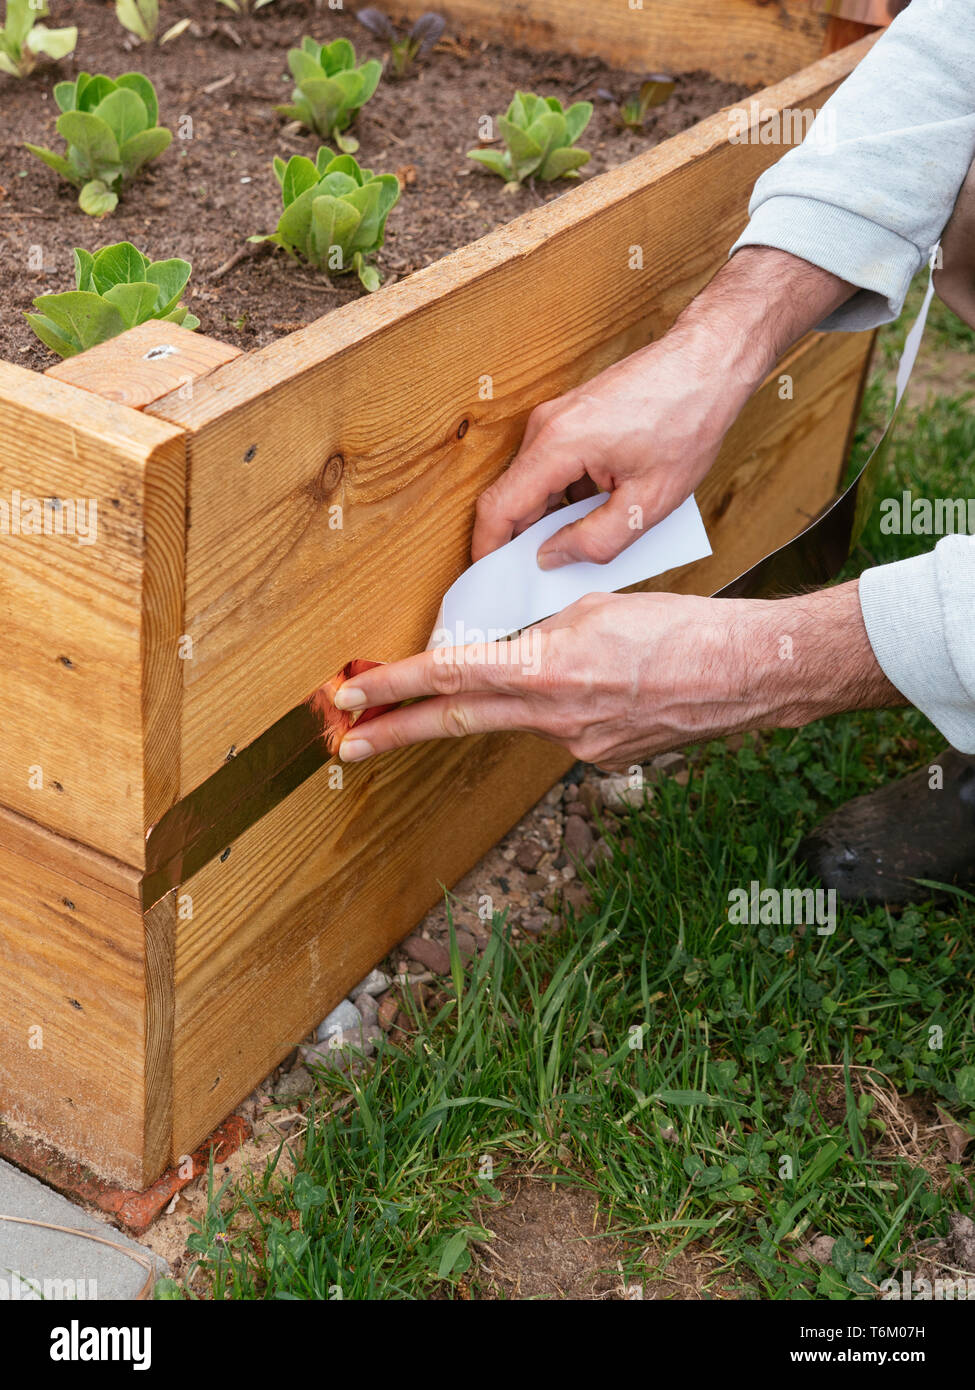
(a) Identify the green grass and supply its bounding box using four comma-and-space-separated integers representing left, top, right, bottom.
162, 299, 975, 1303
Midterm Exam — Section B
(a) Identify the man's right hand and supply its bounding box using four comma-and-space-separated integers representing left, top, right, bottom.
471, 247, 856, 570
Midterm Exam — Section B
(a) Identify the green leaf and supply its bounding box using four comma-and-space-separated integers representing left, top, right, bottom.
103, 280, 160, 328
281, 155, 320, 207
956, 1065, 975, 1104
275, 186, 317, 260
92, 241, 150, 292
24, 142, 80, 185
343, 179, 383, 250
356, 58, 382, 105
310, 194, 361, 265
467, 148, 510, 180
77, 74, 117, 112
94, 87, 150, 145
272, 154, 287, 186
78, 179, 119, 216
356, 258, 380, 292
118, 126, 172, 179
26, 25, 78, 62
539, 146, 590, 180
73, 247, 95, 292
498, 114, 542, 168
436, 1230, 470, 1280
563, 100, 593, 143
24, 311, 79, 359
145, 258, 192, 315
323, 37, 355, 74
116, 0, 157, 43
288, 46, 324, 86
300, 35, 321, 59
5, 0, 39, 49
56, 111, 120, 177
28, 291, 125, 353
334, 129, 360, 155
116, 72, 159, 127
53, 80, 78, 112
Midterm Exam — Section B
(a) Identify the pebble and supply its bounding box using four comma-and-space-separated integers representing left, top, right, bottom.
563, 813, 593, 859
351, 968, 391, 998
404, 933, 450, 974
542, 782, 565, 807
357, 991, 379, 1026
452, 927, 477, 960
587, 838, 613, 868
600, 776, 653, 810
377, 992, 399, 1031
315, 999, 362, 1047
563, 799, 588, 818
514, 840, 544, 872
273, 1066, 315, 1103
522, 872, 547, 892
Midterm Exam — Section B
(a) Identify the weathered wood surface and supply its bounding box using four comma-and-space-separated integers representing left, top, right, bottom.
0, 365, 185, 864
400, 0, 832, 85
149, 37, 876, 800
168, 323, 874, 1159
46, 321, 243, 413
171, 727, 572, 1155
0, 805, 166, 1187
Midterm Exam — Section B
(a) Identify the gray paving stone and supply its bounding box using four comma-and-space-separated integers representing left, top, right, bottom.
0, 1158, 168, 1301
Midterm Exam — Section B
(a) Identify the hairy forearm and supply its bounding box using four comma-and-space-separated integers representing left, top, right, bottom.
668, 247, 857, 395
727, 580, 907, 732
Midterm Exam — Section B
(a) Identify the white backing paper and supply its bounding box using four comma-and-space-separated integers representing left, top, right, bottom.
429, 492, 711, 647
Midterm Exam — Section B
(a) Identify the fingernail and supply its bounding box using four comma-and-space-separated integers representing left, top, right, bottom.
537, 549, 568, 571
334, 686, 367, 710
340, 737, 374, 762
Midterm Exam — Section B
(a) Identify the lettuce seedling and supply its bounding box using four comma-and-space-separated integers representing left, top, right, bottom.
468, 91, 592, 188
615, 75, 675, 131
26, 241, 199, 358
275, 37, 382, 152
115, 0, 190, 43
356, 8, 445, 79
25, 71, 172, 216
251, 148, 400, 291
0, 1, 77, 78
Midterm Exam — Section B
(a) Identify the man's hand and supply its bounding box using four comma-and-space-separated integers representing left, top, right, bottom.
332, 581, 904, 769
472, 247, 855, 570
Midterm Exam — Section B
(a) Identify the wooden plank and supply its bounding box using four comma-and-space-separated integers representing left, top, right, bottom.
0, 827, 153, 1186
401, 0, 830, 85
169, 324, 871, 1156
45, 322, 243, 413
0, 365, 186, 864
149, 38, 877, 799
171, 728, 572, 1156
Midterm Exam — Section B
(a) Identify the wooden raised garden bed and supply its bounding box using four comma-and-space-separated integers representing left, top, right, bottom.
0, 3, 879, 1187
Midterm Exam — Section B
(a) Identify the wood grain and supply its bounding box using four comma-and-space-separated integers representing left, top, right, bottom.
168, 325, 873, 1157
149, 38, 877, 798
0, 366, 186, 863
401, 0, 832, 85
171, 727, 572, 1155
45, 322, 243, 413
0, 822, 152, 1186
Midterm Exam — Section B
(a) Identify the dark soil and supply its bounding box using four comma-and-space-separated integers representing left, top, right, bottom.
0, 0, 752, 371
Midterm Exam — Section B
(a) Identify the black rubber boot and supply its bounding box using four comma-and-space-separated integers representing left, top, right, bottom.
799, 749, 975, 905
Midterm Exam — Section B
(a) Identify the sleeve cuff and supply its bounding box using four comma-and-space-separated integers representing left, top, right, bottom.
729, 195, 926, 331
859, 551, 975, 754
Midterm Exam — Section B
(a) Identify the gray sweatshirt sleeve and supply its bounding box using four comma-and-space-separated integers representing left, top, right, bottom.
730, 0, 975, 331
859, 538, 975, 754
